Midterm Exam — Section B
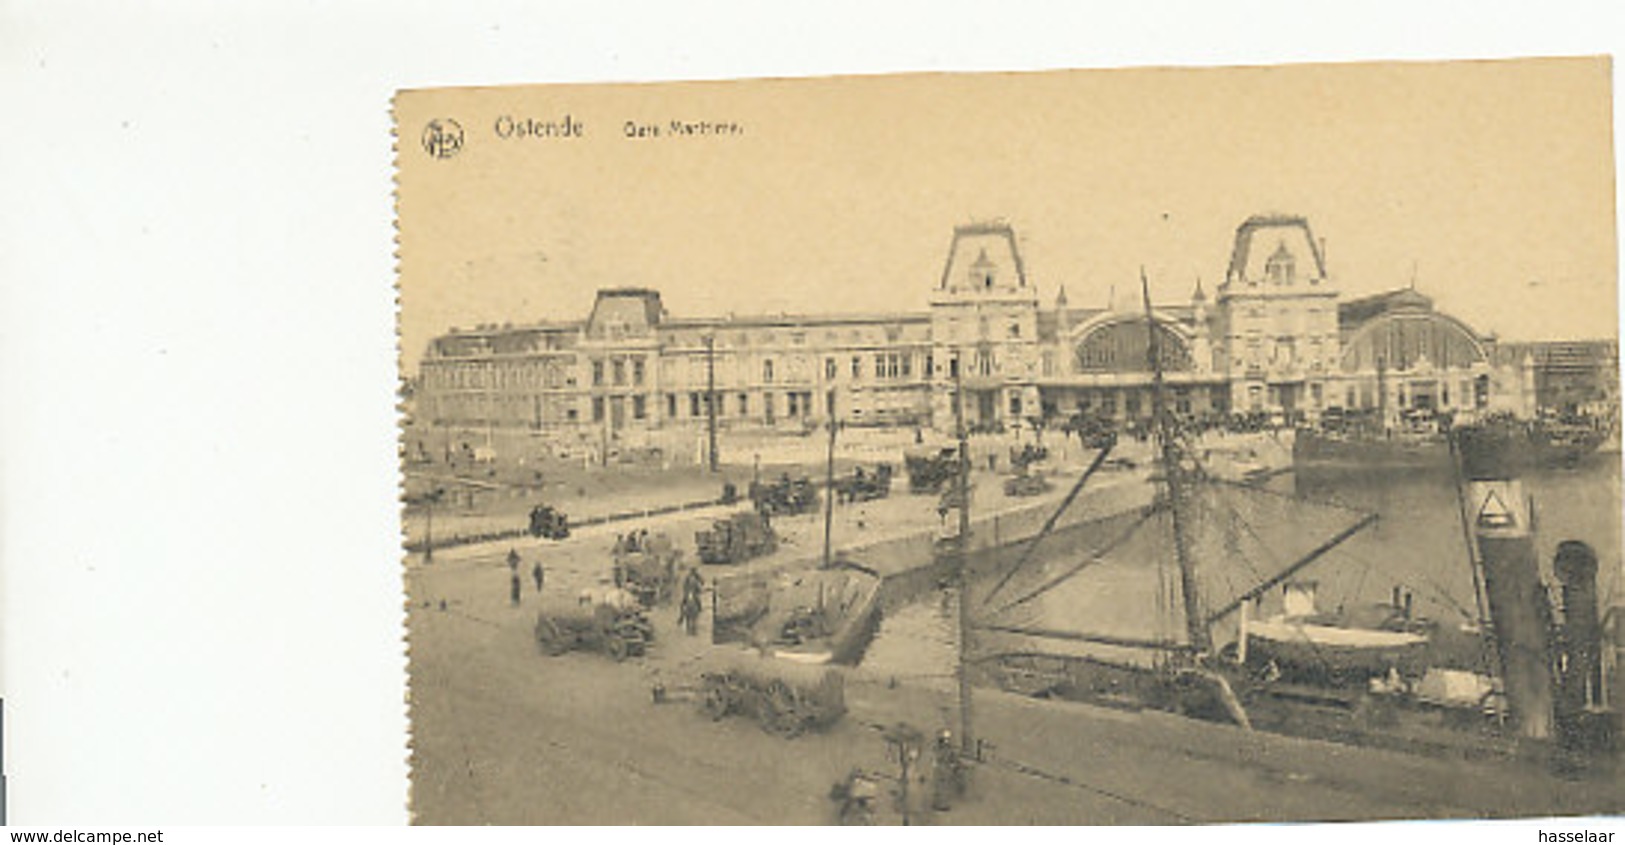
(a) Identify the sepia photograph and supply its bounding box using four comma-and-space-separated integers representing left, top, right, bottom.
393, 58, 1625, 825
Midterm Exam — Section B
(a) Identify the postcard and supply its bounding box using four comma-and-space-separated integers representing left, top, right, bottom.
395, 58, 1623, 824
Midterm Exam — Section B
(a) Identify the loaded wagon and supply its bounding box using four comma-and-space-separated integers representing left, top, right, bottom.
832, 464, 893, 504
657, 651, 846, 739
534, 598, 653, 662
613, 532, 682, 606
527, 504, 571, 540
1003, 463, 1052, 497
696, 511, 778, 565
750, 475, 821, 517
905, 448, 959, 494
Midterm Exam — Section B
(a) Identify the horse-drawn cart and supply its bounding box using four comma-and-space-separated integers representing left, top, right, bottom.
655, 652, 846, 739
534, 600, 653, 662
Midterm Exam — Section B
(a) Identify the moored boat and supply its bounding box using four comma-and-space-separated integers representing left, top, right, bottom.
1292, 427, 1451, 473
752, 561, 884, 665
1241, 582, 1434, 687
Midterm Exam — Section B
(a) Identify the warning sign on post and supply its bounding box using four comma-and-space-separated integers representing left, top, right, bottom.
1468, 480, 1528, 537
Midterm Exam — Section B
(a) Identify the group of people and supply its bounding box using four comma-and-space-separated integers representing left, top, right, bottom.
500, 536, 707, 636
507, 547, 544, 605
613, 529, 652, 555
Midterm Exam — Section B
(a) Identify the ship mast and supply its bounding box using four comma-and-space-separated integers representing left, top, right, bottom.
952, 352, 976, 757
1142, 271, 1210, 654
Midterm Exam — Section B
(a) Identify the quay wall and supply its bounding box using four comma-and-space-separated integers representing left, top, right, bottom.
718, 471, 1157, 607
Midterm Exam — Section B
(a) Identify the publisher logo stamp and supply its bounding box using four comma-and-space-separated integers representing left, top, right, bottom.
421, 119, 464, 160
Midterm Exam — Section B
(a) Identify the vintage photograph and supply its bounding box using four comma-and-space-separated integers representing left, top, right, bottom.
394, 58, 1624, 824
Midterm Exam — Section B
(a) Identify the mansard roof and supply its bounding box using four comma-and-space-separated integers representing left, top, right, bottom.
1226, 213, 1328, 284
938, 221, 1029, 291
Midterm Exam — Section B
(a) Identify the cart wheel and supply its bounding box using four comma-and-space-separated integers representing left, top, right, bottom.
702, 682, 731, 721
606, 635, 629, 662
772, 709, 806, 739
763, 681, 805, 739
536, 617, 570, 656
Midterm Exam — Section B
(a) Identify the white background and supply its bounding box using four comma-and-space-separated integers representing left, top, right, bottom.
2, 0, 1622, 828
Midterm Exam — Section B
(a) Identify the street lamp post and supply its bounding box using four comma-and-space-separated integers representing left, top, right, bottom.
705, 333, 719, 473
421, 486, 445, 565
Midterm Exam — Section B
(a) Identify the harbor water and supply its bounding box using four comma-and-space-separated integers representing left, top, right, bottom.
864, 453, 1623, 678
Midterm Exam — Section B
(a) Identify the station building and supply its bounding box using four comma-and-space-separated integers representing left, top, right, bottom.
411, 214, 1605, 451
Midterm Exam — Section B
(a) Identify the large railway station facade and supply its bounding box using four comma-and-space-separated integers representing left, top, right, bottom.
410, 214, 1613, 450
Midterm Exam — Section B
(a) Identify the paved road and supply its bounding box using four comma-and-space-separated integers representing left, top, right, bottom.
407, 558, 1625, 825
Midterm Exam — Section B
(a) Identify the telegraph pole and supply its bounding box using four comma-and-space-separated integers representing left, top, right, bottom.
705, 333, 719, 472
953, 353, 976, 758
822, 391, 838, 569
421, 487, 444, 566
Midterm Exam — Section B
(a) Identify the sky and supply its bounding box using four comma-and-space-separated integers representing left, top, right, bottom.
397, 57, 1617, 373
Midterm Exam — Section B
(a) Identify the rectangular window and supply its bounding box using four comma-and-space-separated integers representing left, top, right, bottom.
875, 353, 887, 380
901, 354, 912, 378
1010, 395, 1023, 417
763, 359, 775, 383
612, 359, 626, 386
667, 393, 678, 418
787, 392, 800, 417
632, 395, 646, 420
738, 392, 749, 416
851, 356, 862, 379
825, 357, 837, 380
592, 397, 605, 422
690, 393, 702, 417
592, 360, 604, 387
632, 359, 645, 386
976, 350, 994, 376
925, 354, 934, 378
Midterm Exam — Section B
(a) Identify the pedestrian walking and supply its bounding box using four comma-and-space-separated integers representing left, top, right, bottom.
930, 729, 965, 811
679, 568, 704, 636
507, 547, 521, 573
532, 560, 545, 593
510, 571, 522, 605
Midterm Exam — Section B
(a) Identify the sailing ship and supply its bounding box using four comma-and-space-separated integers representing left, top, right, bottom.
969, 273, 1531, 750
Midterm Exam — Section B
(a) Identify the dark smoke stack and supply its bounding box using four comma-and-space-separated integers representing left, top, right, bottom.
1554, 542, 1602, 722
